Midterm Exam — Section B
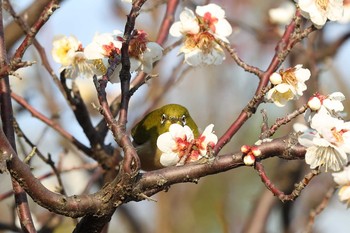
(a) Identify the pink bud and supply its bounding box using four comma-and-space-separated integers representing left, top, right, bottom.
241, 145, 251, 153
251, 147, 262, 157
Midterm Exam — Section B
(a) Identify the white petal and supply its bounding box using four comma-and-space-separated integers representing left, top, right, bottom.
169, 22, 184, 37
160, 152, 180, 167
326, 0, 344, 21
329, 92, 345, 101
214, 19, 233, 37
293, 123, 309, 133
274, 83, 293, 93
183, 48, 203, 66
298, 131, 318, 147
179, 8, 200, 34
130, 58, 141, 72
157, 132, 176, 153
183, 125, 195, 141
339, 186, 350, 202
196, 4, 225, 19
305, 146, 319, 169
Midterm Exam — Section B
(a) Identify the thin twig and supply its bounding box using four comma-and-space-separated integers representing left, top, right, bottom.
254, 161, 320, 202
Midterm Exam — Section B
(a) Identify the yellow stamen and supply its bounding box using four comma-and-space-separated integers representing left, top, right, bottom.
316, 0, 329, 11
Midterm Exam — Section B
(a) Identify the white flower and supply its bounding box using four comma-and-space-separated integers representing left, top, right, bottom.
299, 114, 350, 172
266, 64, 310, 107
169, 4, 232, 66
84, 32, 122, 60
52, 35, 81, 66
156, 123, 218, 167
333, 165, 350, 205
269, 2, 296, 25
157, 124, 194, 167
52, 35, 95, 79
296, 0, 344, 28
84, 32, 123, 82
197, 124, 218, 156
116, 30, 163, 74
305, 92, 345, 123
195, 3, 232, 42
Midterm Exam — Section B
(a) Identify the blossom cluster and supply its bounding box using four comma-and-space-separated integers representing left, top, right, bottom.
169, 3, 232, 66
296, 92, 349, 172
293, 92, 350, 204
156, 124, 218, 167
52, 30, 163, 83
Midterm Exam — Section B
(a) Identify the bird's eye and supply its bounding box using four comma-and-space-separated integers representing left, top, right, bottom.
161, 114, 167, 124
181, 115, 186, 125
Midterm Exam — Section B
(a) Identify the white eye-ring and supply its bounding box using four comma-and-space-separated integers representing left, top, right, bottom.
181, 115, 186, 125
161, 114, 167, 124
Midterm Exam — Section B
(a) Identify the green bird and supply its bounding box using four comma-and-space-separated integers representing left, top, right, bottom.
131, 104, 199, 171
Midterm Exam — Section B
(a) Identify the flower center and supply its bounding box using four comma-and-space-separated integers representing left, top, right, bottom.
174, 137, 190, 156
331, 127, 347, 144
202, 12, 218, 33
184, 32, 215, 54
129, 30, 148, 59
102, 42, 120, 57
57, 43, 72, 60
92, 59, 107, 74
282, 68, 298, 87
316, 0, 329, 11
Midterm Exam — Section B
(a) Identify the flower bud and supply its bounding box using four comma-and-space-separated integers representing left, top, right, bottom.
251, 147, 262, 157
269, 72, 282, 85
307, 96, 321, 111
241, 145, 251, 154
243, 154, 255, 166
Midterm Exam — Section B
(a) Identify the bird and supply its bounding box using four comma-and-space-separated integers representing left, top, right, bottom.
131, 104, 199, 171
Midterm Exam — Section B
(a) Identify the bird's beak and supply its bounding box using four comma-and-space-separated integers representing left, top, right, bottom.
169, 116, 181, 125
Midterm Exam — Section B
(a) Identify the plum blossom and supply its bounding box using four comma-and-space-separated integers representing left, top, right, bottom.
332, 165, 350, 205
296, 0, 344, 28
298, 113, 350, 172
169, 4, 232, 66
52, 35, 81, 66
157, 124, 218, 167
266, 64, 310, 107
52, 35, 95, 78
305, 92, 345, 123
195, 4, 232, 42
84, 32, 123, 82
117, 30, 163, 74
196, 124, 218, 157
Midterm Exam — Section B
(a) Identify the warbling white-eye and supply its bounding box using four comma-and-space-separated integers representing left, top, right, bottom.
131, 104, 199, 171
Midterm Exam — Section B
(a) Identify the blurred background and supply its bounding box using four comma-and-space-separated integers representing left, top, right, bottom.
1, 0, 350, 232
